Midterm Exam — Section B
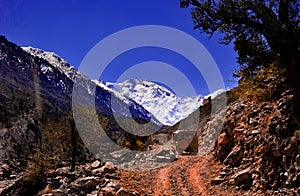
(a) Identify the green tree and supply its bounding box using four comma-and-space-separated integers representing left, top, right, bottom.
180, 0, 300, 118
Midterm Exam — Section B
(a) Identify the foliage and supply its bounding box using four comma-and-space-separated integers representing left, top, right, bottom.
22, 111, 81, 191
180, 0, 299, 102
231, 63, 287, 101
180, 0, 299, 63
73, 105, 149, 152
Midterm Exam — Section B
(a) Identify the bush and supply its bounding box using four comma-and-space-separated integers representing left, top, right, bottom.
232, 63, 287, 102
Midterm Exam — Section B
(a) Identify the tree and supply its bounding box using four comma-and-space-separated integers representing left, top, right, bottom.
180, 0, 300, 119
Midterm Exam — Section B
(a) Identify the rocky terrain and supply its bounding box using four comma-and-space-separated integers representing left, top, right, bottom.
2, 88, 299, 195
0, 159, 139, 196
0, 35, 299, 195
117, 90, 300, 195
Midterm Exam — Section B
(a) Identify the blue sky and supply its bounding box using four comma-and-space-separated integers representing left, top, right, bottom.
0, 0, 238, 96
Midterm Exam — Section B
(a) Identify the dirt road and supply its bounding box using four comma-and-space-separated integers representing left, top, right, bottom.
119, 155, 236, 195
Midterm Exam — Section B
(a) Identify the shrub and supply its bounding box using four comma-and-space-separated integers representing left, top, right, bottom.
232, 63, 287, 102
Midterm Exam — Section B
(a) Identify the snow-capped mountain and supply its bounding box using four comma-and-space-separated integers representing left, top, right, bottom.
104, 78, 204, 126
21, 46, 161, 126
22, 46, 77, 80
22, 46, 227, 127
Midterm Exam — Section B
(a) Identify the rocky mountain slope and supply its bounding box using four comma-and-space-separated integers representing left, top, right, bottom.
22, 46, 207, 127
1, 36, 299, 195
21, 46, 158, 123
1, 35, 167, 158
114, 90, 299, 195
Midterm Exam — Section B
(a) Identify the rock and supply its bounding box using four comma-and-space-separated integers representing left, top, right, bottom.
101, 181, 122, 196
105, 181, 121, 190
219, 171, 227, 177
72, 176, 99, 187
102, 186, 117, 196
249, 118, 254, 124
296, 154, 300, 164
69, 176, 99, 195
55, 167, 69, 175
116, 188, 140, 196
91, 160, 101, 169
233, 168, 252, 188
224, 146, 244, 166
283, 155, 287, 162
104, 173, 120, 180
232, 128, 243, 136
251, 130, 260, 135
92, 168, 104, 176
272, 150, 281, 157
59, 176, 71, 188
9, 174, 17, 179
218, 133, 230, 145
102, 163, 116, 175
211, 176, 226, 185
1, 164, 11, 178
217, 132, 234, 161
38, 184, 58, 196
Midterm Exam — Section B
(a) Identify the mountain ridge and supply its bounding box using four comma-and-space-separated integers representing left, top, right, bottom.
22, 45, 211, 126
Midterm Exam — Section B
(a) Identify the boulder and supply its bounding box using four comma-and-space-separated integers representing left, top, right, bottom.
233, 168, 252, 188
217, 132, 234, 161
1, 164, 11, 178
224, 146, 244, 166
218, 133, 230, 145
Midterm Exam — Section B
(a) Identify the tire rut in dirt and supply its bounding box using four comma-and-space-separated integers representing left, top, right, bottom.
169, 158, 195, 195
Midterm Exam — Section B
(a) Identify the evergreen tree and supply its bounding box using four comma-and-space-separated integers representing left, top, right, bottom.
180, 0, 300, 119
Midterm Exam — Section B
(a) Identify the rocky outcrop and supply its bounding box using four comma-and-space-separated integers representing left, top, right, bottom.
210, 90, 300, 195
0, 160, 139, 196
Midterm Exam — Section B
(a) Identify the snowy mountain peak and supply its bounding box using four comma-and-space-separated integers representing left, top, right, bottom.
104, 78, 204, 126
22, 46, 69, 67
22, 46, 77, 80
21, 46, 223, 126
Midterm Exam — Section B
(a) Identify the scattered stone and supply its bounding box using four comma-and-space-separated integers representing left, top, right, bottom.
116, 188, 140, 195
91, 160, 101, 169
9, 174, 17, 179
211, 176, 226, 185
102, 163, 116, 175
92, 168, 104, 176
102, 186, 117, 196
232, 128, 243, 136
233, 168, 252, 188
295, 154, 300, 164
218, 133, 230, 145
272, 150, 281, 157
55, 167, 69, 175
217, 132, 234, 161
224, 146, 244, 166
251, 130, 260, 135
1, 164, 11, 178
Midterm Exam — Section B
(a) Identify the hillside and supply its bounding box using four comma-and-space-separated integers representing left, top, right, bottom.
118, 89, 300, 195
0, 36, 299, 195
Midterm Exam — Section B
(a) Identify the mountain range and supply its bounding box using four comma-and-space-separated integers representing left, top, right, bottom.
22, 46, 205, 126
0, 35, 211, 160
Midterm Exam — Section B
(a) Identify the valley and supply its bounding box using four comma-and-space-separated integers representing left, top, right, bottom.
0, 34, 299, 196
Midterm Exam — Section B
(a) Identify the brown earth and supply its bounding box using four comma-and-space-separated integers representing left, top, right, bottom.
119, 155, 241, 196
